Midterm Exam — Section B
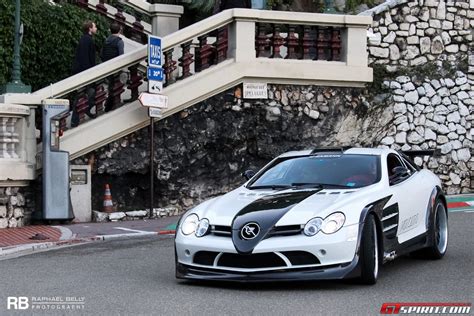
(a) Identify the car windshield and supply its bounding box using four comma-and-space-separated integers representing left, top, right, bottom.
248, 154, 381, 189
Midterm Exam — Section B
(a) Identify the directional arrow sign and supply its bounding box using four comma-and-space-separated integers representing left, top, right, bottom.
138, 92, 169, 109
148, 80, 163, 94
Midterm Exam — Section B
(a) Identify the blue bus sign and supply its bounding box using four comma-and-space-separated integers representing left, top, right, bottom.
148, 36, 162, 67
148, 66, 164, 81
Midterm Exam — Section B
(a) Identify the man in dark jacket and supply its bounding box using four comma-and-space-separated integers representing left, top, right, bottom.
71, 20, 98, 127
101, 23, 124, 112
101, 23, 124, 62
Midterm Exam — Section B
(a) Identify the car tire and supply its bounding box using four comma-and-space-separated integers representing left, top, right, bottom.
414, 199, 448, 260
359, 214, 379, 285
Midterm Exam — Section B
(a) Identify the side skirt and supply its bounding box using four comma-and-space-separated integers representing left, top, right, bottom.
382, 233, 428, 263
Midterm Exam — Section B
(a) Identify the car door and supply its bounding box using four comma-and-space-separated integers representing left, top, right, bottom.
385, 153, 430, 244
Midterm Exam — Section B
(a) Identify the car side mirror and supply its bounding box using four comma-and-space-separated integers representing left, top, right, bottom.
242, 170, 256, 180
390, 166, 409, 184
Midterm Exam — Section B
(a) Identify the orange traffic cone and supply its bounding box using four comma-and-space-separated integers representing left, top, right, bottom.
103, 184, 114, 213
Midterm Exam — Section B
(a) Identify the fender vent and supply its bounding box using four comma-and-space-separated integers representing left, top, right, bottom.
382, 204, 399, 239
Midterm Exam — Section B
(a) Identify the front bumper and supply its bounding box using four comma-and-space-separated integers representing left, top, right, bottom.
175, 224, 360, 281
176, 258, 360, 282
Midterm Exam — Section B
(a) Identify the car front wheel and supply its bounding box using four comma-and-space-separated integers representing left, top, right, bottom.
359, 214, 379, 285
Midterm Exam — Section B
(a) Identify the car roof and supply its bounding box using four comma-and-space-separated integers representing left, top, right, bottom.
277, 147, 396, 158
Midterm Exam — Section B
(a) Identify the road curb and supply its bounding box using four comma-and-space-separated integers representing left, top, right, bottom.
0, 230, 176, 258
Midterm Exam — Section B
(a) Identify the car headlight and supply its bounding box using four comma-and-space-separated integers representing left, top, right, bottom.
303, 217, 323, 236
181, 213, 199, 235
195, 218, 210, 237
321, 212, 346, 234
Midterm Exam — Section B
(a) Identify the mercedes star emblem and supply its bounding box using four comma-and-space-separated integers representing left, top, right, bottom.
240, 222, 260, 240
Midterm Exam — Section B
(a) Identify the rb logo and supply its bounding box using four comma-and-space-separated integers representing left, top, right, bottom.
7, 297, 29, 310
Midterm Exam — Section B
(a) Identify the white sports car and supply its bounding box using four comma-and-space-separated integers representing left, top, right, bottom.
175, 147, 448, 284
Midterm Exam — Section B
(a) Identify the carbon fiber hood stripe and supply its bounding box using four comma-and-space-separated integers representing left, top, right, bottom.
231, 189, 321, 254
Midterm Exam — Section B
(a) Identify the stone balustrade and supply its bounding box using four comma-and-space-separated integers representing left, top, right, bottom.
0, 104, 34, 173
0, 104, 36, 228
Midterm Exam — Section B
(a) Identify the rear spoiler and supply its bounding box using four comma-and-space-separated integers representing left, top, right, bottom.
401, 149, 441, 158
310, 146, 352, 155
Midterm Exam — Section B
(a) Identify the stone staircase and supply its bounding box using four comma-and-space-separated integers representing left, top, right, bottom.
1, 9, 373, 161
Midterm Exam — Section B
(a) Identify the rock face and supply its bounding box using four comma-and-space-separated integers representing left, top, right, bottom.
70, 0, 473, 213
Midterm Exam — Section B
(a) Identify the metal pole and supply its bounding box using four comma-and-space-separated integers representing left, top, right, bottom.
149, 117, 154, 218
12, 0, 22, 84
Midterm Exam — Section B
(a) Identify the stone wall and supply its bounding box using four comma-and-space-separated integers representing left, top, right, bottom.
77, 85, 394, 212
362, 0, 473, 194
0, 186, 31, 228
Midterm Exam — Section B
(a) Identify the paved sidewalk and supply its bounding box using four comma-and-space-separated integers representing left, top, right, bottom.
0, 216, 179, 258
0, 225, 62, 248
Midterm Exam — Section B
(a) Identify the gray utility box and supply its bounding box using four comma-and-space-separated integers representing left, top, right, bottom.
70, 165, 92, 222
41, 99, 74, 220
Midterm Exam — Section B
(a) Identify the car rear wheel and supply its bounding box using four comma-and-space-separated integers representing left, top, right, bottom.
415, 200, 448, 259
359, 214, 379, 285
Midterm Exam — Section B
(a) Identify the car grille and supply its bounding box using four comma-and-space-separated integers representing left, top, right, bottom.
281, 251, 321, 265
267, 225, 302, 237
211, 225, 232, 236
218, 253, 286, 269
193, 251, 320, 269
193, 251, 219, 266
209, 225, 302, 238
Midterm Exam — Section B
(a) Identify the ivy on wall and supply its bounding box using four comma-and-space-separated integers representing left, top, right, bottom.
0, 0, 109, 91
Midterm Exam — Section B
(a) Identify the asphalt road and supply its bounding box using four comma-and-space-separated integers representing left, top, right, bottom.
0, 212, 472, 316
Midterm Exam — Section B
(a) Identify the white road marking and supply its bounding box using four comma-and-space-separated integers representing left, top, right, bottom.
113, 227, 151, 234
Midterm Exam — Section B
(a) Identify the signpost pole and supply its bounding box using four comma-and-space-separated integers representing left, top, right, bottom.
149, 117, 154, 219
143, 34, 164, 219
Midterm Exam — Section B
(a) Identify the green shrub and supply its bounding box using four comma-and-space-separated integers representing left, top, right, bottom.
0, 0, 109, 91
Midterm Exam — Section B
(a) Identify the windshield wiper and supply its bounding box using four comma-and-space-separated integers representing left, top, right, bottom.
291, 183, 353, 189
247, 185, 293, 190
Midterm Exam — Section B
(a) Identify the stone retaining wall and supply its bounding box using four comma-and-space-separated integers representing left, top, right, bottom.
0, 187, 32, 228
80, 85, 393, 212
362, 0, 473, 193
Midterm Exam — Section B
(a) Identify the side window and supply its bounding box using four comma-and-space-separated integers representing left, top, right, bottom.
387, 154, 412, 185
401, 157, 417, 173
387, 154, 404, 177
